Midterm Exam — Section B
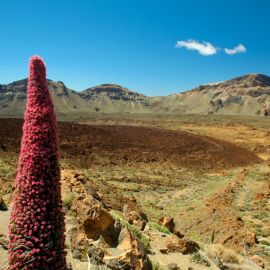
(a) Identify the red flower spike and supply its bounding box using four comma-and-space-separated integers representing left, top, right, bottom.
8, 56, 67, 269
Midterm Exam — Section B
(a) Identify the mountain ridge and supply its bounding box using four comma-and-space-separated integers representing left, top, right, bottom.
190, 74, 270, 92
1, 73, 270, 116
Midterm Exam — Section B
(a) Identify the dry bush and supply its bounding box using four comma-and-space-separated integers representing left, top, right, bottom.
205, 244, 243, 264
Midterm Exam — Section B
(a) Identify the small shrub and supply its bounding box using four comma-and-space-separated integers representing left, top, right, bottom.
253, 211, 268, 220
205, 244, 243, 264
64, 192, 74, 210
149, 222, 171, 234
260, 239, 270, 246
128, 224, 151, 252
6, 184, 13, 194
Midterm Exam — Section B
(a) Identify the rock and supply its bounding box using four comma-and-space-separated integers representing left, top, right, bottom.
93, 191, 103, 201
63, 170, 151, 269
72, 173, 86, 184
143, 223, 150, 234
245, 231, 258, 246
166, 237, 199, 254
102, 221, 122, 246
251, 255, 265, 269
262, 108, 269, 116
73, 192, 116, 243
167, 263, 180, 270
127, 210, 148, 231
69, 177, 77, 187
0, 196, 7, 211
158, 216, 175, 232
82, 206, 115, 240
160, 248, 168, 254
92, 226, 151, 270
0, 234, 8, 249
109, 227, 151, 270
77, 176, 86, 184
174, 230, 184, 239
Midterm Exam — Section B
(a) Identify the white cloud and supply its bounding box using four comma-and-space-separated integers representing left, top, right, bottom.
175, 39, 247, 56
175, 39, 218, 56
224, 44, 247, 55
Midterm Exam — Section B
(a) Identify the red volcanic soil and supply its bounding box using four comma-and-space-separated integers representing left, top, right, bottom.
0, 118, 260, 170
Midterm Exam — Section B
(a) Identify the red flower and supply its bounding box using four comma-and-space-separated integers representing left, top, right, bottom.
8, 56, 67, 269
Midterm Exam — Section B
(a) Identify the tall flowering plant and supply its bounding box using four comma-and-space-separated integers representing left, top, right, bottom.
8, 56, 67, 269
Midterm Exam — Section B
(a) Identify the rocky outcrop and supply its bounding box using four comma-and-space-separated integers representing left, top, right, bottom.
80, 84, 148, 103
62, 170, 151, 269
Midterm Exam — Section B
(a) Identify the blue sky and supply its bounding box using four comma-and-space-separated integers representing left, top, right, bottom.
0, 0, 269, 96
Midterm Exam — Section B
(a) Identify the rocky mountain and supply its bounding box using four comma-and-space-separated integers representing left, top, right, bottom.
1, 74, 270, 116
0, 80, 152, 116
151, 74, 270, 115
0, 79, 82, 116
78, 84, 151, 113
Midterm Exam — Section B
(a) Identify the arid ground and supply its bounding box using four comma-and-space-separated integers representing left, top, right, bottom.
0, 114, 269, 269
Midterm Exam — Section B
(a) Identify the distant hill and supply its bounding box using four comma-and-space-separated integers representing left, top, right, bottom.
1, 74, 270, 116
